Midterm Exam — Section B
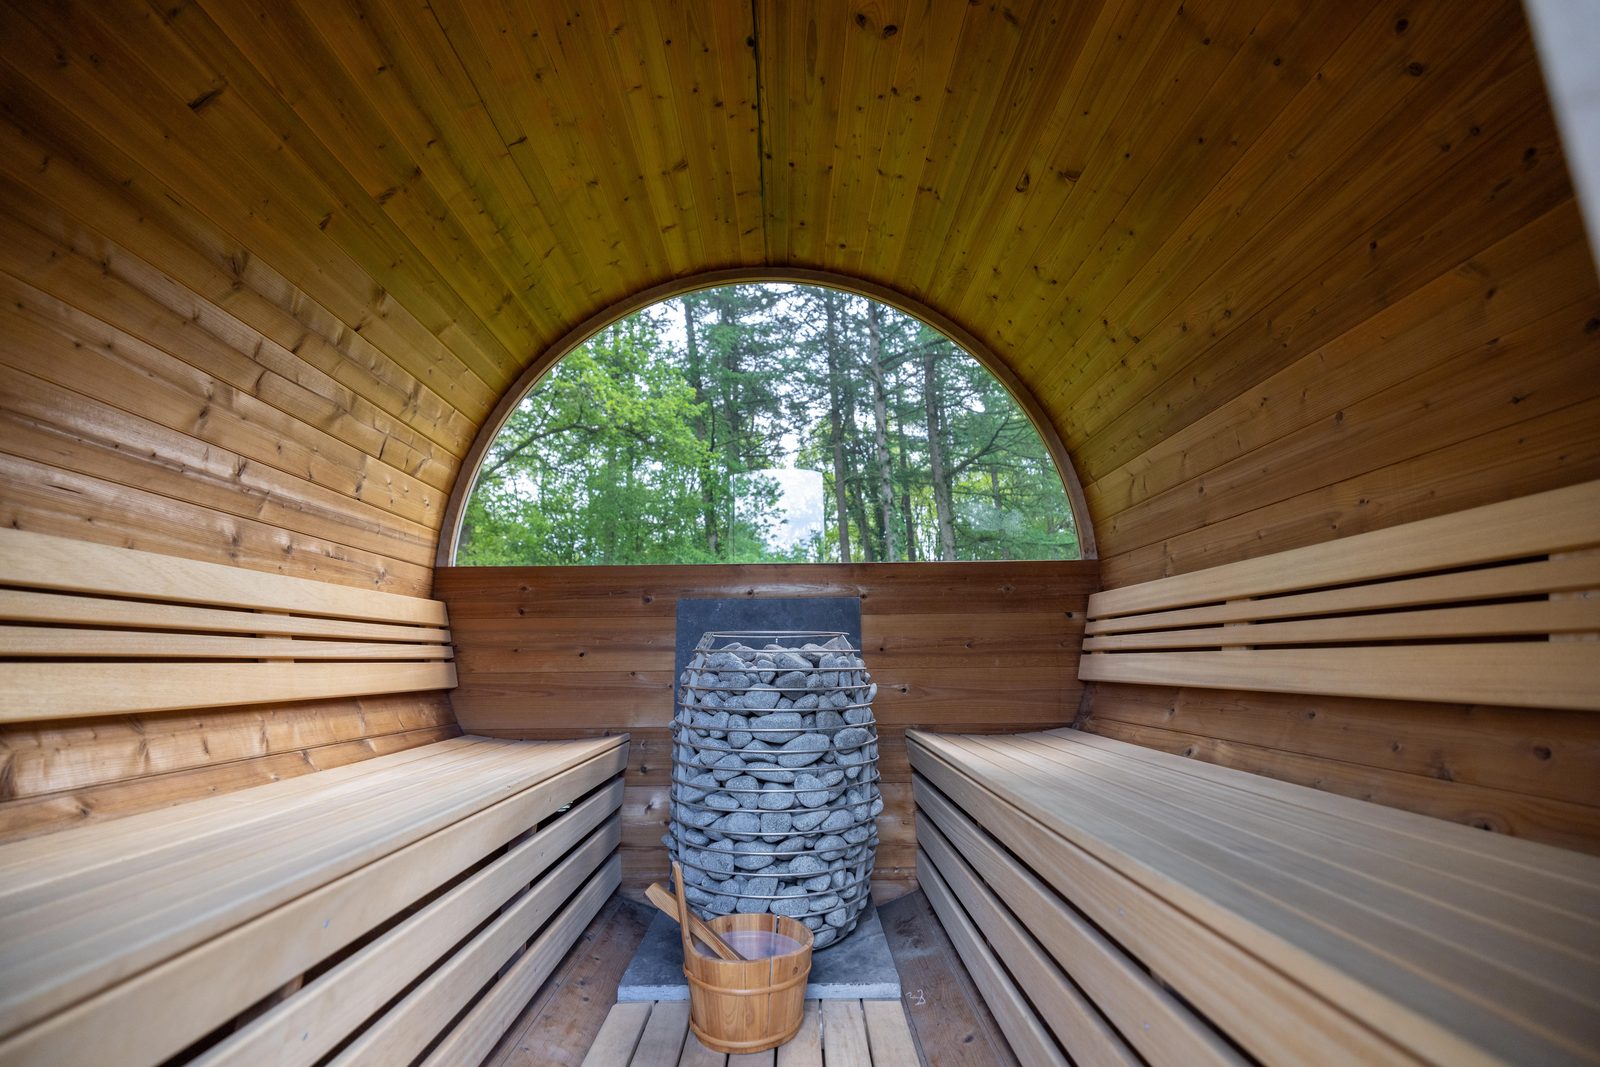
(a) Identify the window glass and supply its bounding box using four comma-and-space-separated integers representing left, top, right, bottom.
456, 284, 1080, 564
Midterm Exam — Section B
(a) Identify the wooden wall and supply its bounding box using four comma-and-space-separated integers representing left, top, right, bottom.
0, 694, 458, 842
2, 0, 1597, 858
1079, 684, 1600, 855
0, 2, 482, 832
1060, 4, 1600, 851
434, 561, 1098, 899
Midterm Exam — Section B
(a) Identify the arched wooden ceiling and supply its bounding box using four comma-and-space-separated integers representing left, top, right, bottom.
0, 0, 1595, 596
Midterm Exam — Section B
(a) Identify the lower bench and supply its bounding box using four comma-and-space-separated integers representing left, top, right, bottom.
0, 733, 629, 1067
907, 727, 1600, 1067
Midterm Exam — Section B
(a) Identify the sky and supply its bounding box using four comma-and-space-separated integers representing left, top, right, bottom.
743, 467, 825, 548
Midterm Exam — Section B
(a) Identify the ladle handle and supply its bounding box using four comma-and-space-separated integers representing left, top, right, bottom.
662, 864, 744, 961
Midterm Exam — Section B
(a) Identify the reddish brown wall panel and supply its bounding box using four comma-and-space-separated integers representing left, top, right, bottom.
435, 560, 1098, 899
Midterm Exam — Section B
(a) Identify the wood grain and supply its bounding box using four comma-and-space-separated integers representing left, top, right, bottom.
438, 561, 1095, 899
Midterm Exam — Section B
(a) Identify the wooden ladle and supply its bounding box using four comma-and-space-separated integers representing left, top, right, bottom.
654, 862, 745, 961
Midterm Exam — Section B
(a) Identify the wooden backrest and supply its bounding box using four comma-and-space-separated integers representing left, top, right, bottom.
0, 529, 455, 721
1079, 480, 1600, 710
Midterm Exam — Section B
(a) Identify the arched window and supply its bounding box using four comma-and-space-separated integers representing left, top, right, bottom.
454, 283, 1082, 565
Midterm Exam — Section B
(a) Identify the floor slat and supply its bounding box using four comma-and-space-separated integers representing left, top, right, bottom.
582, 1002, 652, 1066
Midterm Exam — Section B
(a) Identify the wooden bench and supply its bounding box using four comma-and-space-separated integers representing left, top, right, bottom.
1078, 479, 1600, 709
0, 531, 630, 1066
0, 527, 457, 719
908, 727, 1600, 1067
907, 481, 1600, 1066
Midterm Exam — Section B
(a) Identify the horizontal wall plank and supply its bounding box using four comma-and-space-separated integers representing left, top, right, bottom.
435, 562, 1099, 618
0, 722, 461, 843
439, 560, 1095, 897
0, 452, 434, 599
0, 694, 458, 802
1087, 684, 1600, 811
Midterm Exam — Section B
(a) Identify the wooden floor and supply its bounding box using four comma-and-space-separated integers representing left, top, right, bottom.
483, 891, 1017, 1067
583, 999, 917, 1066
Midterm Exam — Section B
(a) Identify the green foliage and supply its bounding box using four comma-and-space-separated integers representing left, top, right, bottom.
456, 284, 1080, 565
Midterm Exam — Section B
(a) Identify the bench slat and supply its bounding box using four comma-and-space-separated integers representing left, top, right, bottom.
417, 855, 622, 1067
955, 735, 1600, 1052
1080, 481, 1600, 712
0, 527, 448, 625
0, 736, 495, 887
1083, 599, 1600, 650
918, 818, 1144, 1067
1079, 643, 1600, 710
1087, 480, 1600, 618
911, 730, 1600, 1067
0, 736, 625, 1041
908, 738, 1431, 1067
0, 773, 625, 1067
1085, 555, 1600, 635
913, 777, 1247, 1067
2, 626, 456, 659
917, 850, 1071, 1067
988, 734, 1600, 965
0, 660, 458, 720
330, 851, 622, 1066
1047, 729, 1600, 890
0, 589, 451, 641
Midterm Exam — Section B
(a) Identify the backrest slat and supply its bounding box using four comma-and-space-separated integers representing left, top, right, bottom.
0, 531, 456, 722
1087, 480, 1600, 618
1080, 480, 1600, 710
0, 528, 448, 625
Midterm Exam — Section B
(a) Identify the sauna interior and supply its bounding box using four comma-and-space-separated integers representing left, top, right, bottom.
1, 1, 1598, 1064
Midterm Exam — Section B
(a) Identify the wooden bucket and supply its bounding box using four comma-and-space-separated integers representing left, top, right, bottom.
681, 912, 814, 1054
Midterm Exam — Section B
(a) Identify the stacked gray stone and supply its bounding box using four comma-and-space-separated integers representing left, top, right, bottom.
665, 631, 881, 949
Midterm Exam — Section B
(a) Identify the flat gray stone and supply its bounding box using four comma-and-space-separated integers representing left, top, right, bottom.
617, 905, 901, 1002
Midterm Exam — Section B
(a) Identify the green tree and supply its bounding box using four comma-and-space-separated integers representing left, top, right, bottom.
456, 283, 1080, 565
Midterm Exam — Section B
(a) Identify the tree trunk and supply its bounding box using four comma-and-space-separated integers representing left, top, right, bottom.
893, 404, 917, 561
822, 292, 853, 564
989, 467, 1011, 560
683, 298, 719, 557
865, 302, 897, 561
924, 350, 957, 561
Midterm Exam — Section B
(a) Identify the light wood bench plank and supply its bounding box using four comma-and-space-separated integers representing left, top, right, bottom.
189, 790, 625, 1066
908, 735, 1423, 1067
917, 851, 1069, 1067
911, 729, 1600, 1067
2, 625, 456, 659
331, 852, 622, 1065
419, 856, 621, 1067
0, 737, 625, 1041
0, 660, 459, 720
0, 526, 447, 624
919, 819, 1140, 1067
937, 733, 1599, 1065
1087, 480, 1600, 618
913, 778, 1241, 1067
1080, 643, 1600, 710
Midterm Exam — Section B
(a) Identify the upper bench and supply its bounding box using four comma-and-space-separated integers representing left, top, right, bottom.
0, 528, 456, 721
1079, 479, 1600, 710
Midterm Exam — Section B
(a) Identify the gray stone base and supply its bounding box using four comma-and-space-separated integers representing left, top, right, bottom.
617, 905, 902, 1002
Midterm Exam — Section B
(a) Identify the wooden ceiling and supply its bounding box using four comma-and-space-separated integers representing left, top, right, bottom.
0, 0, 1594, 590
